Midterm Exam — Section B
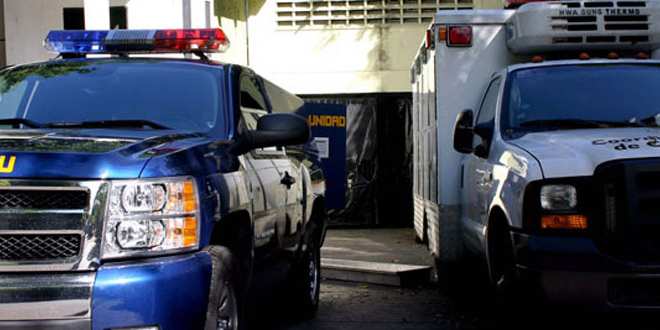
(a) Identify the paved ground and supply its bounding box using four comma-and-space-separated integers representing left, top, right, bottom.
261, 279, 660, 330
252, 228, 660, 330
320, 228, 435, 268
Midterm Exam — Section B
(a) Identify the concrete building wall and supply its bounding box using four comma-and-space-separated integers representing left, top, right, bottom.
5, 0, 64, 65
0, 0, 5, 67
245, 0, 506, 95
3, 0, 222, 65
248, 15, 427, 94
215, 17, 248, 66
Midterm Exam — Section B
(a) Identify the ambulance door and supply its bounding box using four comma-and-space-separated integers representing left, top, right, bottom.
462, 77, 501, 251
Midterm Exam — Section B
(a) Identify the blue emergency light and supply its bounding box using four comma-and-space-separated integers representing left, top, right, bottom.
44, 28, 230, 54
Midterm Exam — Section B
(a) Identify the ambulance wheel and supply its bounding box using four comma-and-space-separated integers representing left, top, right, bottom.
487, 216, 523, 308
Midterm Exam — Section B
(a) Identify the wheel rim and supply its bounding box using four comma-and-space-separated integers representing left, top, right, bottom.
216, 283, 238, 330
308, 250, 319, 302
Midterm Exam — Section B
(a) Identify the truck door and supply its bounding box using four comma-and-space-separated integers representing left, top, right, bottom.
462, 77, 501, 251
273, 152, 304, 242
238, 73, 286, 263
259, 75, 305, 252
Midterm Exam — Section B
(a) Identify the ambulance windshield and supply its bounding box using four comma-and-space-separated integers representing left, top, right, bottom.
502, 64, 660, 137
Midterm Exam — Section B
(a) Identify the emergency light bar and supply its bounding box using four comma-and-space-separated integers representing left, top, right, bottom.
44, 28, 230, 55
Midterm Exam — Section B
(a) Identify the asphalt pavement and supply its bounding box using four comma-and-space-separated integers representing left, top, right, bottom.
262, 279, 660, 330
252, 228, 660, 330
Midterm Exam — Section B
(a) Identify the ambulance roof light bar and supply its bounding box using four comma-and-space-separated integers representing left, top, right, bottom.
44, 28, 230, 56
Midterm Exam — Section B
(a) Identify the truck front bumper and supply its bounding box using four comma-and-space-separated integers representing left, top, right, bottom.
514, 232, 660, 310
0, 251, 213, 330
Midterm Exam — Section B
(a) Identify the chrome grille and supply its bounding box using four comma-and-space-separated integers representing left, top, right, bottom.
0, 190, 88, 210
0, 181, 106, 272
0, 234, 81, 261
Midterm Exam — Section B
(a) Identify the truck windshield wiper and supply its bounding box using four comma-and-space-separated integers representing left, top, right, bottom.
518, 119, 642, 130
45, 120, 171, 130
0, 118, 44, 129
638, 115, 660, 128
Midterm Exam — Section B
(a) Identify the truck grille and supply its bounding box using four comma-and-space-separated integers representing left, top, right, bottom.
0, 234, 82, 261
595, 158, 660, 264
0, 190, 88, 210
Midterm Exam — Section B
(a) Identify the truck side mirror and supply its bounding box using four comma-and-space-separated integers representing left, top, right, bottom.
453, 110, 474, 154
232, 113, 311, 155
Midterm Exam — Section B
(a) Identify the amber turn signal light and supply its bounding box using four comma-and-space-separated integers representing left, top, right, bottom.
541, 214, 588, 230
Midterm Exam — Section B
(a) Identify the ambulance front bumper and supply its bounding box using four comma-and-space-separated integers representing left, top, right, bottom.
514, 232, 660, 310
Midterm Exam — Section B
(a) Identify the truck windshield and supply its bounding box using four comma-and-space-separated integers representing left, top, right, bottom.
502, 64, 660, 137
0, 59, 224, 133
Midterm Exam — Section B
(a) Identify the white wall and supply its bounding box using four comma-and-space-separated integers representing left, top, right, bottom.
4, 0, 64, 65
213, 16, 248, 66
247, 0, 427, 95
3, 0, 223, 65
124, 0, 183, 29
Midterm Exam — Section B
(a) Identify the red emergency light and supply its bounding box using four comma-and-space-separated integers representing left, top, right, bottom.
447, 26, 472, 47
153, 29, 229, 52
45, 28, 231, 54
425, 29, 435, 50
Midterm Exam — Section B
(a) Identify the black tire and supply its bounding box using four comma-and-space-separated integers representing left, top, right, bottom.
205, 247, 243, 330
290, 237, 321, 318
488, 222, 520, 308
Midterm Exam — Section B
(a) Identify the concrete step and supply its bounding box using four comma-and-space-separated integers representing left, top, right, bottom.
321, 258, 432, 287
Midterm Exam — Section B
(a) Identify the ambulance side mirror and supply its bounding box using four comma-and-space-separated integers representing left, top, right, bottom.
453, 110, 474, 154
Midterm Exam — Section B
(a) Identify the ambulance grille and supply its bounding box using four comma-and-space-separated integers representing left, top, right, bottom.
0, 190, 89, 210
0, 234, 81, 261
594, 159, 660, 265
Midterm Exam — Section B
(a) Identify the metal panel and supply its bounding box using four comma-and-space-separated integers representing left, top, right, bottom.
0, 272, 94, 320
0, 180, 108, 272
277, 0, 474, 27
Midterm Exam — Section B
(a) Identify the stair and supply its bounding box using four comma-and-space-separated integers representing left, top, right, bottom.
321, 258, 432, 287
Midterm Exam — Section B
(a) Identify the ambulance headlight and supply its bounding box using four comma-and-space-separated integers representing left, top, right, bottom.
102, 177, 200, 259
540, 185, 577, 210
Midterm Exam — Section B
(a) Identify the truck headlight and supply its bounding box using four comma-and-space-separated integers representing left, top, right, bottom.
540, 184, 577, 210
102, 177, 200, 259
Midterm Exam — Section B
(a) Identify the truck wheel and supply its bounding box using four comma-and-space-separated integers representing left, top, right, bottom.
216, 281, 240, 330
290, 237, 321, 318
205, 247, 242, 330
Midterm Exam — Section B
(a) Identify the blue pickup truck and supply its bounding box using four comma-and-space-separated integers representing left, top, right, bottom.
0, 28, 326, 330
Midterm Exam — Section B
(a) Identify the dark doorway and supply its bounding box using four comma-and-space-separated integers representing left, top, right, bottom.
110, 6, 128, 29
302, 94, 413, 228
63, 8, 85, 30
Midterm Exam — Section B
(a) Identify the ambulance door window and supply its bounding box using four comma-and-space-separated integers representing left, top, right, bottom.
474, 78, 501, 157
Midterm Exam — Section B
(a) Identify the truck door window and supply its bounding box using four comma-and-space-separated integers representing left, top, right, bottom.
473, 78, 501, 155
239, 73, 281, 154
240, 74, 267, 119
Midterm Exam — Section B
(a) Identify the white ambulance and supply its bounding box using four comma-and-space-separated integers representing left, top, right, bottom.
412, 0, 660, 307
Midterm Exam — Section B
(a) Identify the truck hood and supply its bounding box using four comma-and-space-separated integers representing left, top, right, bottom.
509, 128, 660, 178
0, 129, 213, 179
